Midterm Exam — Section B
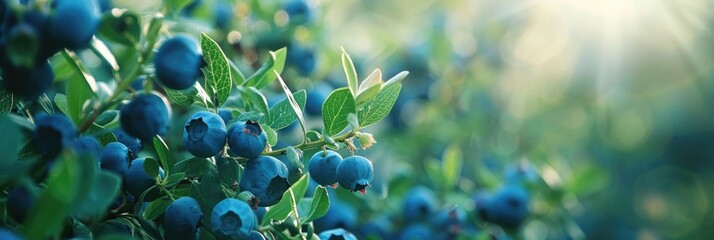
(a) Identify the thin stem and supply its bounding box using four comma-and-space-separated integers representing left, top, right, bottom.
261, 130, 358, 157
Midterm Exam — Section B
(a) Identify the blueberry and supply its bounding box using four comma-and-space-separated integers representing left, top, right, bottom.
7, 186, 36, 223
398, 224, 433, 240
154, 35, 202, 90
402, 186, 437, 221
32, 113, 76, 159
214, 2, 233, 29
47, 0, 100, 50
100, 142, 131, 175
210, 198, 255, 239
124, 158, 165, 201
227, 121, 267, 159
313, 200, 357, 232
183, 111, 228, 158
164, 197, 203, 240
247, 230, 265, 240
478, 185, 529, 229
120, 93, 171, 141
2, 60, 53, 100
305, 83, 331, 116
318, 228, 358, 240
254, 207, 266, 224
286, 44, 316, 76
130, 77, 144, 91
0, 228, 22, 240
308, 150, 342, 186
336, 155, 373, 193
218, 108, 233, 124
282, 0, 312, 26
73, 136, 102, 158
98, 0, 113, 12
431, 207, 467, 238
238, 156, 289, 207
113, 129, 142, 156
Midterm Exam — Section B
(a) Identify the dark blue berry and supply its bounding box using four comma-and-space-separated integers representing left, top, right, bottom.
308, 150, 342, 186
124, 158, 165, 201
238, 156, 289, 207
336, 155, 373, 193
286, 44, 316, 76
164, 197, 203, 240
478, 185, 530, 229
47, 0, 100, 50
32, 113, 76, 159
100, 142, 131, 175
217, 108, 233, 124
210, 198, 255, 239
398, 224, 433, 240
0, 228, 22, 240
113, 129, 142, 156
247, 230, 265, 240
402, 186, 437, 221
318, 228, 357, 240
183, 111, 228, 158
227, 121, 267, 159
282, 0, 312, 26
7, 186, 36, 223
2, 60, 53, 100
154, 35, 202, 90
73, 136, 102, 158
120, 93, 171, 141
313, 199, 357, 232
305, 83, 331, 116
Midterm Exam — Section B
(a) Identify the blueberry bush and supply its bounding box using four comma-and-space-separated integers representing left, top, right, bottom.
3, 0, 714, 240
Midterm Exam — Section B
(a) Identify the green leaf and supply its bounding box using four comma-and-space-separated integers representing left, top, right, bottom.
54, 94, 69, 116
153, 136, 175, 174
164, 0, 194, 14
299, 186, 330, 222
73, 171, 122, 217
261, 175, 308, 226
321, 88, 356, 136
244, 48, 287, 89
441, 145, 463, 190
143, 197, 173, 220
268, 90, 306, 130
62, 50, 98, 125
286, 146, 303, 173
200, 33, 232, 108
0, 85, 13, 114
192, 173, 226, 230
341, 48, 359, 97
96, 110, 119, 126
0, 115, 21, 166
305, 131, 322, 142
236, 111, 265, 122
264, 124, 278, 147
97, 9, 141, 45
143, 157, 161, 179
165, 85, 199, 106
357, 82, 402, 128
217, 156, 240, 187
245, 87, 270, 120
274, 72, 307, 138
174, 157, 215, 178
38, 94, 54, 114
355, 69, 383, 107
90, 38, 120, 78
384, 70, 409, 87
229, 60, 247, 85
163, 172, 186, 189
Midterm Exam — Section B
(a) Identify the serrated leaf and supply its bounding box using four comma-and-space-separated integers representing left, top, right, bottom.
299, 186, 330, 222
244, 87, 270, 120
341, 49, 359, 97
200, 33, 232, 108
245, 48, 287, 89
264, 124, 278, 147
274, 72, 307, 139
442, 145, 462, 189
261, 175, 308, 226
153, 136, 175, 174
321, 88, 356, 136
143, 157, 160, 179
0, 85, 13, 114
54, 94, 69, 116
268, 90, 306, 130
357, 82, 402, 128
174, 158, 215, 178
165, 85, 198, 106
142, 197, 173, 220
62, 50, 98, 125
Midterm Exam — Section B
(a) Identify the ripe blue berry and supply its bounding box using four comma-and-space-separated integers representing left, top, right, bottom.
154, 35, 202, 90
336, 155, 373, 193
313, 200, 357, 232
402, 186, 437, 221
318, 228, 358, 240
7, 186, 36, 223
183, 111, 228, 158
479, 185, 530, 229
32, 113, 76, 159
214, 2, 233, 29
72, 136, 102, 158
308, 150, 342, 186
100, 142, 131, 175
124, 158, 165, 201
0, 228, 22, 240
398, 224, 433, 240
305, 83, 331, 116
120, 93, 171, 141
211, 198, 255, 239
164, 197, 203, 240
282, 0, 312, 26
113, 129, 142, 156
218, 108, 233, 124
227, 121, 267, 159
2, 60, 53, 100
48, 0, 100, 50
286, 44, 316, 76
238, 156, 289, 207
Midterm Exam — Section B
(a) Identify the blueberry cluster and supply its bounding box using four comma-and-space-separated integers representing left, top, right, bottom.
0, 0, 100, 100
308, 150, 375, 193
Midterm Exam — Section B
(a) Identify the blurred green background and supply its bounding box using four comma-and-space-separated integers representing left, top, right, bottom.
117, 0, 714, 238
